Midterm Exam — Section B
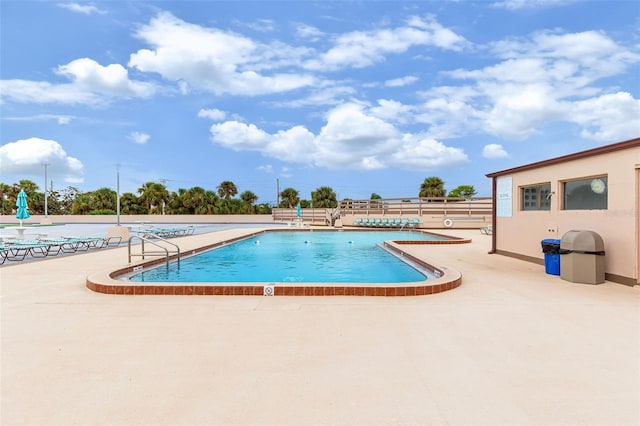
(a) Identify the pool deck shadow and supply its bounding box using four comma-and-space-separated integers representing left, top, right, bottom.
1, 228, 638, 426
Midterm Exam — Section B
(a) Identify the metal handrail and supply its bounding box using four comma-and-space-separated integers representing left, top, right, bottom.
128, 234, 181, 268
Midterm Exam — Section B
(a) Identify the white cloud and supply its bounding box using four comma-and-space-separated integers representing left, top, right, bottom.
210, 121, 271, 150
0, 58, 156, 105
430, 30, 640, 141
272, 85, 357, 108
569, 92, 640, 142
129, 131, 150, 144
406, 16, 469, 50
57, 3, 106, 15
257, 165, 293, 179
415, 85, 482, 139
0, 137, 84, 183
314, 103, 401, 169
482, 83, 562, 139
490, 30, 639, 78
390, 136, 469, 170
235, 18, 276, 33
210, 121, 317, 164
384, 76, 419, 87
369, 99, 413, 124
295, 23, 323, 41
304, 15, 468, 71
208, 102, 468, 171
279, 167, 293, 179
57, 58, 156, 97
492, 0, 576, 10
482, 143, 509, 159
0, 79, 101, 105
128, 12, 316, 96
198, 108, 227, 122
1, 114, 74, 124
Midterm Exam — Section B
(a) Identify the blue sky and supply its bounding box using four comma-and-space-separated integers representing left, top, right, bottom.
1, 0, 639, 204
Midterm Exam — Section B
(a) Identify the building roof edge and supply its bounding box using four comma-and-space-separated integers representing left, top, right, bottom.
485, 137, 640, 178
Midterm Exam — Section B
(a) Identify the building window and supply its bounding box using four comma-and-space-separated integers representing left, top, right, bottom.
563, 176, 608, 210
521, 183, 551, 210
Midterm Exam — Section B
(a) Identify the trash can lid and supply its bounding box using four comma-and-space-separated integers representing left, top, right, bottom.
560, 230, 604, 251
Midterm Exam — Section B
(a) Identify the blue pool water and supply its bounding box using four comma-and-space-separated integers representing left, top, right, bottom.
128, 230, 443, 283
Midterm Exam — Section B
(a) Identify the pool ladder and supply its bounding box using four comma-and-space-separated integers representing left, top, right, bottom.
128, 234, 181, 268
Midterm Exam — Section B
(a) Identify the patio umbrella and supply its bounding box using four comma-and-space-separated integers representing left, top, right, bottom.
15, 189, 30, 227
296, 202, 301, 217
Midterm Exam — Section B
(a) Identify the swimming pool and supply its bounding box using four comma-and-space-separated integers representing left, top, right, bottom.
127, 230, 443, 283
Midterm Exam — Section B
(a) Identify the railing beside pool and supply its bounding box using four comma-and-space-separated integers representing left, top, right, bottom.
128, 234, 181, 268
272, 196, 493, 229
272, 208, 332, 225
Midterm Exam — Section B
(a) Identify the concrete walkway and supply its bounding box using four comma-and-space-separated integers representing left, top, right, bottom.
1, 229, 638, 425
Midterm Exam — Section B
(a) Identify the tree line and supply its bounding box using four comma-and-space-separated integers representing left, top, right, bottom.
0, 176, 476, 216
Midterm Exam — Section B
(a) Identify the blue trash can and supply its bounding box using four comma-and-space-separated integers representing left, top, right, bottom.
541, 239, 561, 275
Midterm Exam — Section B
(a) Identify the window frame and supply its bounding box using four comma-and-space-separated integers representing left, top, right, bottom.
561, 175, 608, 211
520, 182, 552, 211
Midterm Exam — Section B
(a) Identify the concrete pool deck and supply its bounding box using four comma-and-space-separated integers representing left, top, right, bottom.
1, 228, 639, 425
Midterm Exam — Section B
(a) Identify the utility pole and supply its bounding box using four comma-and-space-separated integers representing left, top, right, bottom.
43, 163, 49, 217
158, 178, 172, 215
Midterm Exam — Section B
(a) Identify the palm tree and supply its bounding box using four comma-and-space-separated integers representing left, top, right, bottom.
312, 186, 337, 208
166, 188, 187, 214
216, 198, 243, 214
217, 181, 238, 200
0, 182, 16, 214
137, 181, 169, 214
10, 179, 42, 213
164, 191, 179, 214
201, 190, 218, 214
120, 192, 146, 214
419, 177, 446, 197
178, 186, 217, 214
240, 190, 258, 213
279, 187, 299, 208
181, 186, 205, 213
16, 179, 39, 195
71, 193, 92, 214
90, 187, 117, 211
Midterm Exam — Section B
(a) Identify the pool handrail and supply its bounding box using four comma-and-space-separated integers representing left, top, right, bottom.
128, 234, 181, 268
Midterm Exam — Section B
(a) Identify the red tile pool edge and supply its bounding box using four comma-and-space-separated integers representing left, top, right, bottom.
86, 278, 462, 297
86, 230, 465, 297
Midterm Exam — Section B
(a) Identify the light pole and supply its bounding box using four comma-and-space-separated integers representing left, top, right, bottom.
158, 178, 172, 215
43, 163, 49, 217
116, 164, 121, 226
